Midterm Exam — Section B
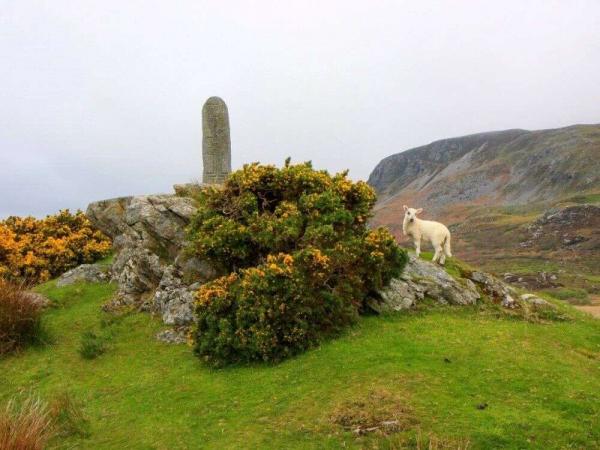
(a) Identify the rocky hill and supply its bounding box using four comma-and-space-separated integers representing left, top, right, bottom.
369, 124, 600, 211
368, 123, 600, 306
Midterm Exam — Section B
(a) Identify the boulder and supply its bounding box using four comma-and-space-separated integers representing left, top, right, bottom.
372, 255, 480, 313
469, 271, 517, 308
156, 328, 188, 344
87, 191, 218, 325
519, 293, 556, 311
372, 255, 553, 316
22, 292, 51, 309
87, 194, 197, 258
56, 264, 110, 287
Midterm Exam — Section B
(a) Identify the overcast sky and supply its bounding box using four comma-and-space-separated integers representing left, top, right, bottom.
1, 1, 599, 218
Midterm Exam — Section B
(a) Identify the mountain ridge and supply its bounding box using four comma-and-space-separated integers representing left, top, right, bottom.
368, 123, 600, 212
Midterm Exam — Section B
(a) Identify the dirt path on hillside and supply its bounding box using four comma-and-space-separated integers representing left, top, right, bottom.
575, 295, 600, 318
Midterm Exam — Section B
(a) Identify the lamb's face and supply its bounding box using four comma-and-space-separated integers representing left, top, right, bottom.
403, 206, 422, 223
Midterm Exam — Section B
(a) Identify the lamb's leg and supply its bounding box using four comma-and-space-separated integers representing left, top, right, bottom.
414, 238, 421, 258
443, 234, 452, 258
432, 246, 441, 263
439, 252, 446, 265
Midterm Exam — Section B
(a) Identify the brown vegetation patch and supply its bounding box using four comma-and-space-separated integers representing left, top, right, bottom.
330, 388, 417, 436
0, 396, 54, 450
0, 280, 43, 355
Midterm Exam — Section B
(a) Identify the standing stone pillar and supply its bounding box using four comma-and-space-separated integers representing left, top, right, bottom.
202, 97, 231, 184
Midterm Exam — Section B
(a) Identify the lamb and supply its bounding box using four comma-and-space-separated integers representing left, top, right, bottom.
402, 205, 452, 264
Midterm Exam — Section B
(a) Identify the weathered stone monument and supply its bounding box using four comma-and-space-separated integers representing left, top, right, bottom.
202, 96, 231, 184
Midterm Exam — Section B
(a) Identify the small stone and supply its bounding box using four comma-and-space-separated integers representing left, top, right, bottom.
156, 328, 188, 344
56, 264, 109, 287
22, 292, 51, 308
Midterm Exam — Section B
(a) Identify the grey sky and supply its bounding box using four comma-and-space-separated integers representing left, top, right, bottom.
1, 0, 599, 218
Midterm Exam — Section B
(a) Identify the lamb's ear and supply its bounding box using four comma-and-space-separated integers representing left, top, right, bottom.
403, 205, 408, 211
416, 208, 423, 214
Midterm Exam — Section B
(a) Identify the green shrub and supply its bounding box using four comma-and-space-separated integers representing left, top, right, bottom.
78, 331, 106, 360
188, 161, 407, 365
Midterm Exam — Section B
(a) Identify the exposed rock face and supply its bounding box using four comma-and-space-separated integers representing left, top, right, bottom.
202, 97, 231, 185
56, 264, 110, 287
86, 193, 217, 325
469, 271, 517, 308
521, 204, 600, 250
371, 255, 479, 313
153, 265, 203, 325
373, 255, 556, 316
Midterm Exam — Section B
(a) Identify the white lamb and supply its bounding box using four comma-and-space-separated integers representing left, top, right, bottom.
402, 205, 452, 265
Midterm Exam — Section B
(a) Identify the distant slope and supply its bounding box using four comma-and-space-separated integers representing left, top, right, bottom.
368, 124, 600, 298
369, 124, 600, 212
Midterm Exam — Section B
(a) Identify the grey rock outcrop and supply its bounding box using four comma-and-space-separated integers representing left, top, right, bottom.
156, 328, 188, 344
371, 255, 480, 313
373, 255, 557, 316
86, 192, 217, 324
56, 264, 110, 287
469, 271, 517, 308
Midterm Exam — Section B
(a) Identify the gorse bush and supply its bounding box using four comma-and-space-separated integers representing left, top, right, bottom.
189, 161, 407, 365
0, 210, 111, 284
0, 280, 44, 355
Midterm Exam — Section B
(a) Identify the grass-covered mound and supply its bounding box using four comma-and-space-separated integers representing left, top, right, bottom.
188, 161, 406, 365
0, 281, 598, 449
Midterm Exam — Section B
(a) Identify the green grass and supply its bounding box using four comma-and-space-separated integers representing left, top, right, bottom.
417, 251, 475, 280
562, 192, 600, 205
1, 282, 599, 449
96, 253, 114, 267
543, 288, 590, 305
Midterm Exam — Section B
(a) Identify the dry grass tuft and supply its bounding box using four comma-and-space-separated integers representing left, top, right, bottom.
331, 388, 417, 436
0, 279, 43, 355
0, 395, 54, 450
49, 391, 90, 438
413, 430, 471, 450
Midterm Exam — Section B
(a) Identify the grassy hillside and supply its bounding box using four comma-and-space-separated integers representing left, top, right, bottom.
1, 280, 599, 449
374, 193, 600, 309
